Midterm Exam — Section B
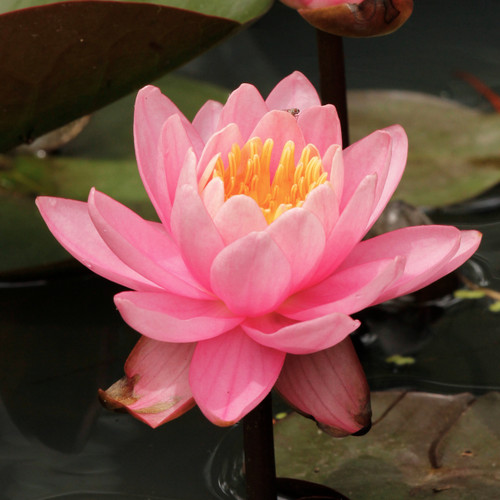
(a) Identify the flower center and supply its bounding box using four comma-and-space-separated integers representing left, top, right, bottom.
211, 138, 328, 223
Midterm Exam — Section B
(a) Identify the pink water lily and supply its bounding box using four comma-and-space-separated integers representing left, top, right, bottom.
36, 72, 480, 435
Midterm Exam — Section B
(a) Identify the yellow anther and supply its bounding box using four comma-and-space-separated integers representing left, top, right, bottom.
208, 137, 329, 223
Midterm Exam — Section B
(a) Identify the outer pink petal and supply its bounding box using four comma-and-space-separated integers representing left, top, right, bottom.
370, 228, 482, 304
338, 225, 463, 305
312, 174, 377, 284
242, 312, 360, 354
189, 328, 285, 425
192, 99, 224, 142
266, 208, 326, 290
279, 257, 405, 321
341, 129, 391, 210
210, 231, 292, 316
275, 338, 371, 437
342, 125, 408, 230
217, 83, 268, 141
133, 86, 202, 221
298, 104, 342, 153
99, 337, 195, 428
87, 189, 210, 299
213, 195, 268, 245
170, 184, 225, 291
114, 291, 243, 342
36, 196, 160, 291
265, 71, 321, 111
250, 110, 306, 176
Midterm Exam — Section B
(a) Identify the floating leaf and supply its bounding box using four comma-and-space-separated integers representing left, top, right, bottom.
0, 74, 229, 276
275, 391, 500, 499
349, 90, 500, 206
0, 0, 272, 152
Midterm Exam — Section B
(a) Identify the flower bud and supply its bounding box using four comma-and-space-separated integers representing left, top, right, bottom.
281, 0, 413, 37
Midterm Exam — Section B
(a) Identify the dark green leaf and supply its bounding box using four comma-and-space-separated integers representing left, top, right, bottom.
0, 0, 271, 152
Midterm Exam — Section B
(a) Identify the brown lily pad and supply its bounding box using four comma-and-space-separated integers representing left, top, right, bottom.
275, 391, 500, 499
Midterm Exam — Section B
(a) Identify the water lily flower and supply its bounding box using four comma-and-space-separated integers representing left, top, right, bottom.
280, 0, 414, 37
36, 72, 480, 436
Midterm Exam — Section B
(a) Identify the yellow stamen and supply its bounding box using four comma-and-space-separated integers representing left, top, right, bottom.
208, 138, 330, 223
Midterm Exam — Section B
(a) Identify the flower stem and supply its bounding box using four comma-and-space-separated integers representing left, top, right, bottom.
243, 393, 277, 500
316, 30, 349, 147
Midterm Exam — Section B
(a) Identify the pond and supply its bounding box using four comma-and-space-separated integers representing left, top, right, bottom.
1, 1, 499, 498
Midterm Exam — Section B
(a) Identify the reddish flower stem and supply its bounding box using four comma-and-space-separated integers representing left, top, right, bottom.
243, 393, 277, 500
316, 30, 350, 147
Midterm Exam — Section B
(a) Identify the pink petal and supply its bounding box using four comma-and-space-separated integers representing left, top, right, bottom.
302, 183, 339, 240
196, 123, 243, 186
341, 129, 391, 210
133, 86, 202, 221
99, 337, 195, 428
217, 83, 268, 141
192, 99, 224, 142
279, 257, 405, 321
275, 338, 371, 437
189, 328, 285, 425
213, 195, 268, 245
114, 291, 243, 342
250, 110, 306, 176
298, 104, 342, 153
265, 71, 321, 111
312, 174, 378, 284
201, 177, 225, 219
210, 231, 292, 316
87, 189, 210, 299
323, 143, 344, 198
159, 114, 195, 206
338, 225, 463, 305
242, 312, 360, 354
170, 184, 225, 291
36, 196, 160, 291
341, 125, 408, 230
371, 228, 482, 303
266, 208, 326, 290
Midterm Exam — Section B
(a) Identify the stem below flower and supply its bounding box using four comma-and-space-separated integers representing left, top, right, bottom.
243, 393, 277, 500
316, 30, 349, 147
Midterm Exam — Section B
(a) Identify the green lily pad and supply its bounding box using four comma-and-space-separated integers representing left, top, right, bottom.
0, 73, 229, 276
349, 90, 500, 207
275, 391, 500, 499
0, 0, 272, 152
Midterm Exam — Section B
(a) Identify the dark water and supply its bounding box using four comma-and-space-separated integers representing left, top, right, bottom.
2, 1, 500, 499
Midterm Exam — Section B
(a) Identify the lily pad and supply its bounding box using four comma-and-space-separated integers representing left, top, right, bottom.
349, 90, 500, 207
0, 0, 272, 152
0, 73, 229, 276
274, 391, 500, 499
